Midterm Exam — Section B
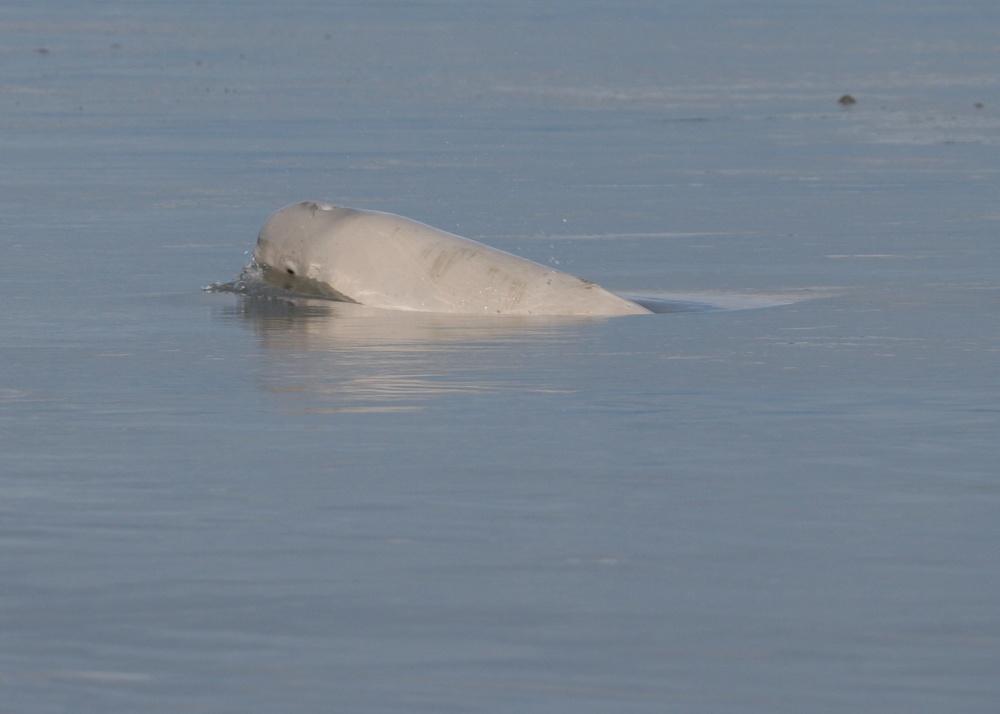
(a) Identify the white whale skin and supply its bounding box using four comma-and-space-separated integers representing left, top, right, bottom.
252, 201, 651, 316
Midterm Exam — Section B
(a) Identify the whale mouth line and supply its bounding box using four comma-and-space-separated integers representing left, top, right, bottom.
257, 264, 360, 304
205, 262, 356, 304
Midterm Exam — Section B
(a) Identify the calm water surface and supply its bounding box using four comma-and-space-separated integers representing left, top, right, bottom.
2, 2, 999, 712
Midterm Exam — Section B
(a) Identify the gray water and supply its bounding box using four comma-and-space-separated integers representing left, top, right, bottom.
2, 2, 999, 712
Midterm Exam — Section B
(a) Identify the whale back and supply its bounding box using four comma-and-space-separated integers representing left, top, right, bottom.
253, 201, 650, 316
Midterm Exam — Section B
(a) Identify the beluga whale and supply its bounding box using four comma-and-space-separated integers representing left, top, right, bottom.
252, 201, 651, 316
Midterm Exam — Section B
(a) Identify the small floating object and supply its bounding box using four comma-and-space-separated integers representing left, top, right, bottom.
838, 94, 857, 106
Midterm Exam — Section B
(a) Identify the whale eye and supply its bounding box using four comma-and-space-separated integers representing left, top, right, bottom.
286, 268, 295, 276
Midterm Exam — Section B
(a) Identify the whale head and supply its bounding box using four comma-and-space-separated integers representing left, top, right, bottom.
253, 201, 360, 302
